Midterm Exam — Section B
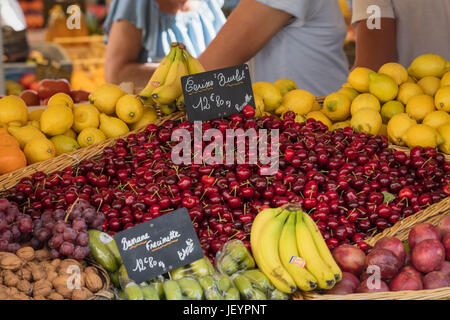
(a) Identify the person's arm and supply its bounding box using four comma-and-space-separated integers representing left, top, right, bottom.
198, 0, 293, 70
104, 20, 158, 88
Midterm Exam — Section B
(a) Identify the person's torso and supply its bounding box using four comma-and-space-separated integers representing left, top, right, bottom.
141, 0, 226, 62
391, 0, 450, 66
253, 0, 349, 96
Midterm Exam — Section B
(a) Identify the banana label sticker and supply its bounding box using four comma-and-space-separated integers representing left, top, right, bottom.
289, 256, 306, 268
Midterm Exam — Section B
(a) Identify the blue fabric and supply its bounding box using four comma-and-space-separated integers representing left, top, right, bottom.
104, 0, 226, 62
254, 0, 349, 96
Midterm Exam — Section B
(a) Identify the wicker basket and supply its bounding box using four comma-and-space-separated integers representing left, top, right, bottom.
0, 112, 186, 191
88, 259, 115, 300
296, 197, 450, 300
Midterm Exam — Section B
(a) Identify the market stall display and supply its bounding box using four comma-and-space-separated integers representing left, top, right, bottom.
0, 40, 449, 301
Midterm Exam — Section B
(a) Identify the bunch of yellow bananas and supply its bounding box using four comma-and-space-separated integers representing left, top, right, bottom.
250, 206, 342, 293
138, 42, 206, 115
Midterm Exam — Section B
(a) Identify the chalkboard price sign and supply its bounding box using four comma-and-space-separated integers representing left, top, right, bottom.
113, 208, 204, 284
181, 64, 255, 122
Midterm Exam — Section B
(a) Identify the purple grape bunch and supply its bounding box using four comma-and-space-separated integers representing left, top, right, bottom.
0, 198, 105, 260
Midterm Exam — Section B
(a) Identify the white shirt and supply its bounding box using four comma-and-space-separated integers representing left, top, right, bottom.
352, 0, 450, 67
253, 0, 349, 96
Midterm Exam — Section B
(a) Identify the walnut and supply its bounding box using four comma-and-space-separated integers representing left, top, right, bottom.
16, 268, 32, 281
17, 280, 32, 295
0, 253, 24, 271
72, 287, 93, 300
16, 247, 35, 261
33, 295, 47, 300
52, 275, 74, 299
42, 261, 56, 274
0, 286, 8, 300
3, 271, 20, 287
50, 259, 61, 268
34, 249, 51, 262
6, 287, 19, 297
84, 266, 98, 275
33, 279, 52, 297
85, 272, 103, 293
31, 265, 47, 281
0, 274, 2, 286
12, 292, 30, 300
48, 292, 64, 300
58, 259, 82, 275
47, 271, 58, 282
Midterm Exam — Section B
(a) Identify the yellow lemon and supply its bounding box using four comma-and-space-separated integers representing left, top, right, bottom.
378, 62, 409, 85
348, 67, 373, 93
422, 110, 450, 129
408, 54, 449, 79
405, 94, 435, 121
306, 111, 332, 130
7, 121, 23, 128
323, 92, 351, 121
387, 113, 417, 146
280, 89, 315, 116
350, 93, 381, 116
331, 121, 351, 131
417, 76, 441, 96
405, 76, 417, 84
441, 72, 450, 87
130, 107, 158, 130
47, 93, 74, 110
99, 113, 130, 139
369, 72, 399, 102
254, 94, 265, 117
116, 94, 144, 124
351, 108, 382, 135
24, 138, 56, 164
379, 124, 388, 137
50, 135, 81, 156
40, 105, 74, 136
338, 87, 359, 101
341, 82, 353, 88
63, 128, 78, 140
8, 125, 47, 149
28, 109, 44, 121
402, 124, 443, 149
397, 82, 424, 105
381, 100, 404, 124
252, 82, 283, 112
273, 79, 298, 97
72, 104, 100, 133
311, 99, 322, 111
89, 84, 126, 115
435, 86, 450, 112
0, 96, 28, 125
274, 105, 289, 116
77, 127, 107, 147
437, 123, 450, 154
